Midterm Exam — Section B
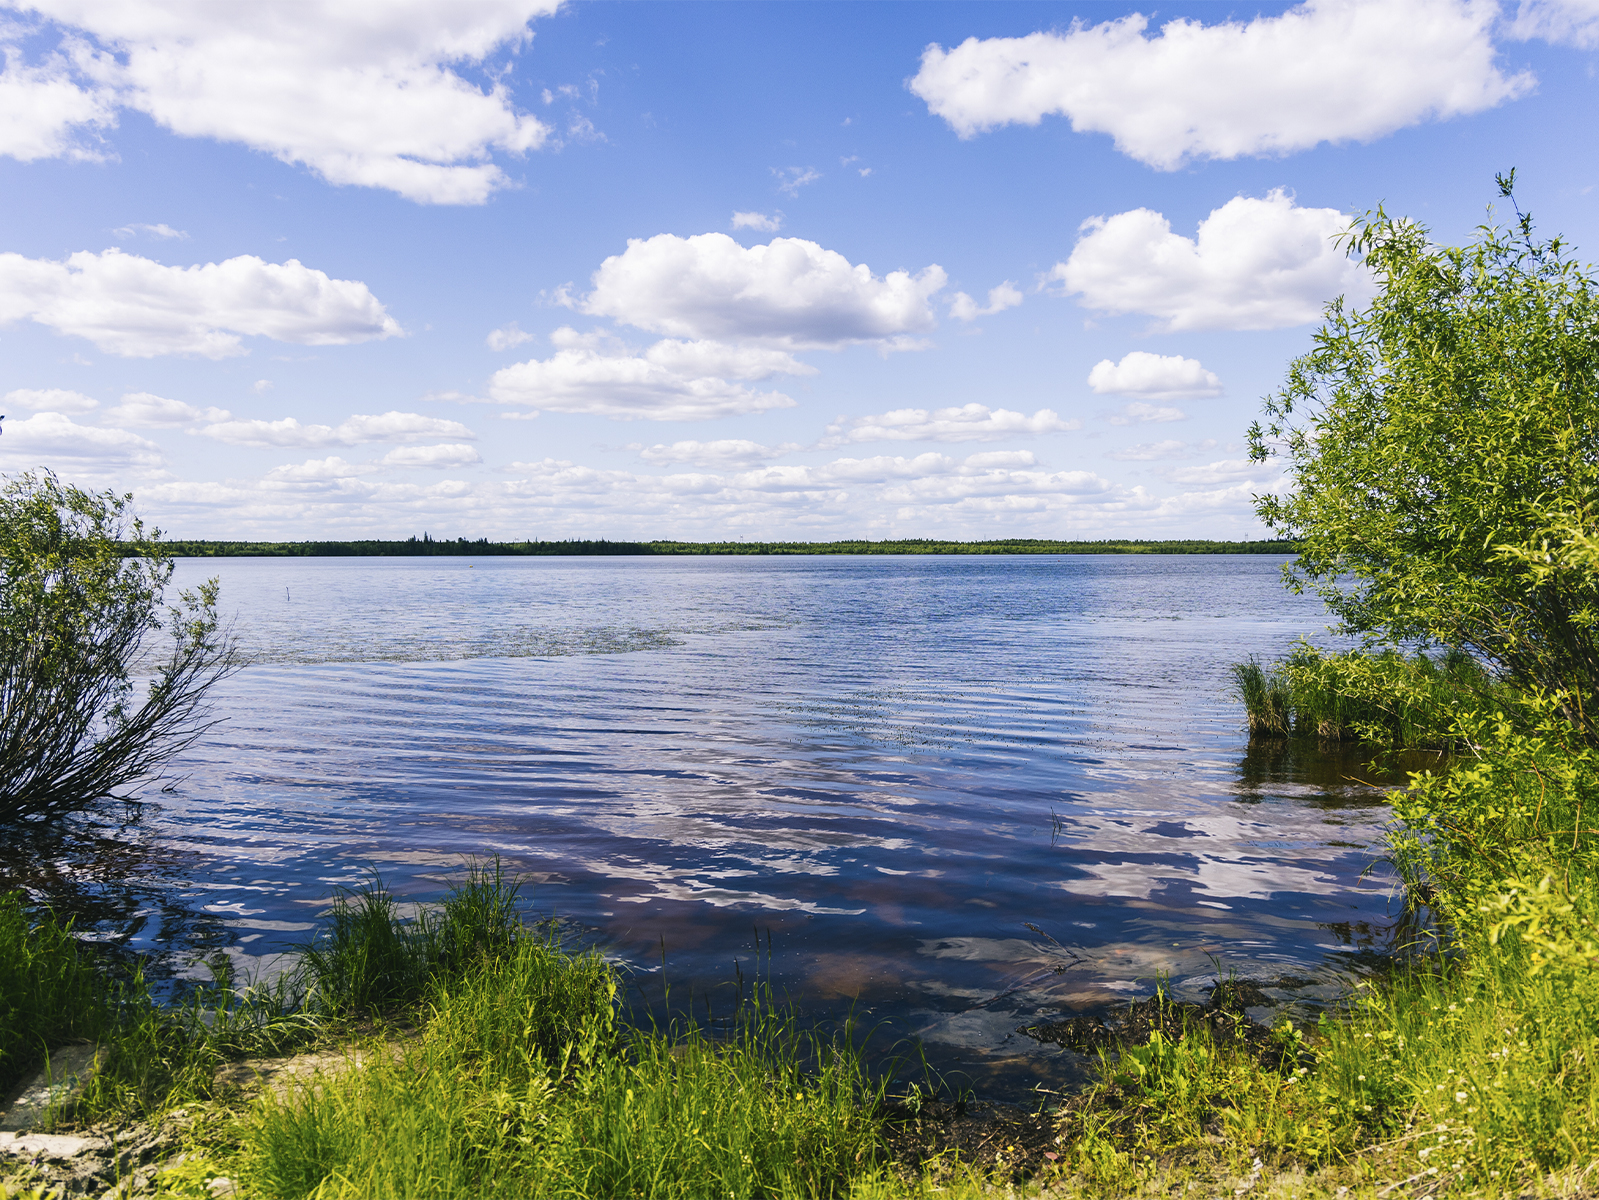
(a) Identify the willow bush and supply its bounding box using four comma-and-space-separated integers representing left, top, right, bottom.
0, 471, 237, 822
1249, 173, 1599, 740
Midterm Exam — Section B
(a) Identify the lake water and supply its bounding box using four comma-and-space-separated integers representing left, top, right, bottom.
28, 555, 1404, 1099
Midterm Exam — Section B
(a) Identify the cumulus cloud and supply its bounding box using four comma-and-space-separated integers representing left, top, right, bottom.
3, 387, 98, 413
8, 1, 561, 204
199, 410, 475, 448
732, 211, 782, 232
1508, 0, 1599, 46
634, 439, 796, 469
909, 0, 1529, 169
949, 282, 1023, 322
111, 443, 1277, 540
263, 455, 379, 483
823, 403, 1078, 447
1087, 351, 1221, 399
1051, 190, 1371, 332
1166, 458, 1264, 485
580, 233, 947, 349
1105, 402, 1186, 425
0, 248, 402, 357
0, 410, 162, 471
488, 328, 806, 421
101, 391, 229, 427
0, 33, 118, 162
379, 442, 482, 469
486, 322, 535, 351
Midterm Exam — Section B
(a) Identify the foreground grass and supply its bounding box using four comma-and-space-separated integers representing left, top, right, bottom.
241, 938, 880, 1198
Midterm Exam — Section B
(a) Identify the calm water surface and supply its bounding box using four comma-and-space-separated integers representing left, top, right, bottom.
114, 555, 1396, 1096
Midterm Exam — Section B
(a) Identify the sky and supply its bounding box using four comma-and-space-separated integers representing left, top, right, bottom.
2, 0, 1598, 542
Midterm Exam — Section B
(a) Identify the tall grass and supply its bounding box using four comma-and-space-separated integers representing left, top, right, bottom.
1232, 659, 1292, 737
1233, 644, 1497, 747
0, 893, 116, 1095
300, 859, 526, 1015
243, 926, 883, 1199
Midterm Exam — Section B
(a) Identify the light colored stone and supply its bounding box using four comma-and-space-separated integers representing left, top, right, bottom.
0, 1131, 109, 1159
0, 1044, 108, 1133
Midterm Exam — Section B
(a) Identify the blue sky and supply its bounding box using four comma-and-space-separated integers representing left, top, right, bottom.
2, 0, 1597, 541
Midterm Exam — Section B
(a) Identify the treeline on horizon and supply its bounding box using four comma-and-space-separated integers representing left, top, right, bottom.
151, 535, 1299, 558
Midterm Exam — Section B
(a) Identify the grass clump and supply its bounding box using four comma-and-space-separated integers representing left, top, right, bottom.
1233, 644, 1497, 748
299, 859, 524, 1016
0, 893, 116, 1095
241, 912, 883, 1198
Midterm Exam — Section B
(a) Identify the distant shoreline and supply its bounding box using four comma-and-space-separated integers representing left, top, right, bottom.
151, 536, 1299, 557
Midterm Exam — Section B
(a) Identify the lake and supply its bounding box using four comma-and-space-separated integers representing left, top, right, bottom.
53, 554, 1403, 1099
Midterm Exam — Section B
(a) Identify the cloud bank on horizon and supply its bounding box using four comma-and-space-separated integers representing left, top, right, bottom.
0, 0, 1592, 539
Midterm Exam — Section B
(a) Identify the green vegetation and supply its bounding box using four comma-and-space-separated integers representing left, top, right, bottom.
0, 471, 238, 822
1043, 180, 1599, 1198
1249, 172, 1599, 739
0, 866, 899, 1199
0, 892, 116, 1096
152, 536, 1297, 558
1232, 644, 1497, 746
242, 943, 880, 1199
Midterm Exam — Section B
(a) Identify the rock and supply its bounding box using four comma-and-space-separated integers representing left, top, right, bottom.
0, 1044, 108, 1133
0, 1131, 110, 1161
0, 1115, 185, 1198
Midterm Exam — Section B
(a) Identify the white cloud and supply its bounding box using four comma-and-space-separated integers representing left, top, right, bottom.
111, 222, 186, 240
823, 403, 1078, 446
253, 379, 272, 394
263, 455, 378, 483
0, 33, 117, 162
1166, 458, 1263, 485
732, 211, 782, 232
1105, 438, 1219, 461
380, 443, 482, 469
581, 233, 947, 349
1106, 402, 1187, 425
486, 322, 535, 351
487, 329, 805, 421
909, 0, 1530, 169
773, 166, 820, 195
949, 282, 1024, 321
101, 391, 229, 427
0, 248, 402, 357
3, 386, 98, 413
1509, 0, 1599, 46
1087, 351, 1221, 399
1051, 190, 1371, 332
110, 444, 1279, 540
0, 410, 162, 470
13, 1, 561, 204
635, 439, 795, 469
199, 410, 475, 448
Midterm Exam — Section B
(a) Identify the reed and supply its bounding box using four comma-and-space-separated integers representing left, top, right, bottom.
1232, 644, 1498, 748
1231, 659, 1292, 737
